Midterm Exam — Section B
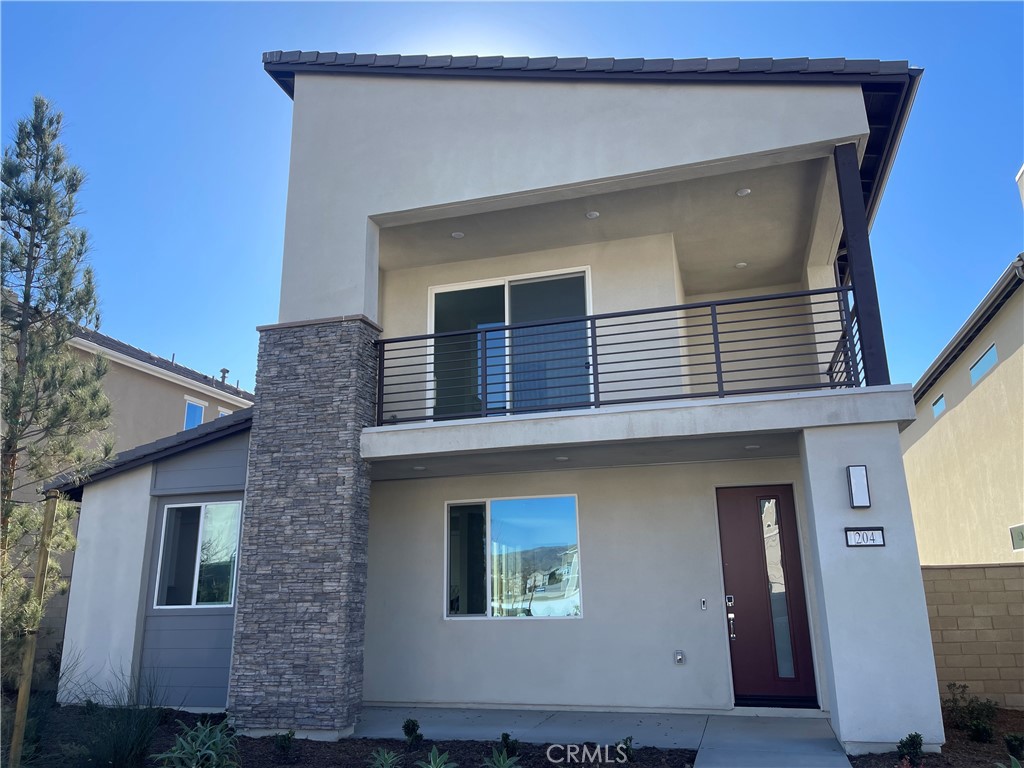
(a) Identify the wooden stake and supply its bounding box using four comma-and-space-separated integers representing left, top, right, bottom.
8, 490, 60, 768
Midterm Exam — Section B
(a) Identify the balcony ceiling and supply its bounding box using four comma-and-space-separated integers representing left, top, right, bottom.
379, 158, 829, 294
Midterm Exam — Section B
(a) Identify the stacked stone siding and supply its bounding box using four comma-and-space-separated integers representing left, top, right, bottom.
923, 564, 1024, 709
228, 317, 379, 733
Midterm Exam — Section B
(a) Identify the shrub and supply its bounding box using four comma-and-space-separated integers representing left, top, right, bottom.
995, 758, 1022, 768
367, 747, 404, 768
152, 719, 239, 767
499, 732, 519, 758
896, 732, 923, 767
273, 728, 296, 758
943, 682, 997, 732
1006, 733, 1024, 760
414, 746, 457, 768
403, 718, 423, 750
969, 718, 994, 743
616, 735, 636, 763
482, 747, 520, 767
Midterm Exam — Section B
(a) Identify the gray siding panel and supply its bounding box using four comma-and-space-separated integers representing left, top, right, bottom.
153, 432, 249, 494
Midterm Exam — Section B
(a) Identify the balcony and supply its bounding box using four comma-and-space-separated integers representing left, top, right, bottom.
376, 285, 865, 426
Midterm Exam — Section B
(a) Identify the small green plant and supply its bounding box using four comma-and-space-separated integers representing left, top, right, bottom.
1006, 734, 1024, 760
896, 732, 924, 767
414, 746, 458, 768
403, 718, 424, 750
368, 747, 405, 768
152, 719, 239, 767
499, 732, 519, 758
616, 735, 636, 763
944, 682, 998, 731
274, 728, 296, 757
481, 747, 520, 767
995, 758, 1022, 768
971, 718, 995, 743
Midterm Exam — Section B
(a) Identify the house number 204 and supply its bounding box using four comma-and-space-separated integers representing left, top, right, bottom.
845, 528, 885, 547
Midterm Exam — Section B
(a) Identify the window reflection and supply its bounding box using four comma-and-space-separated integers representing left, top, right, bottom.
761, 497, 795, 678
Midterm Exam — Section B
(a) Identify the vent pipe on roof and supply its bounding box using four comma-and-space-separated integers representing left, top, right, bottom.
220, 368, 229, 384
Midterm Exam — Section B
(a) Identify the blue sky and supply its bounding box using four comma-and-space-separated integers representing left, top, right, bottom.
2, 2, 1021, 391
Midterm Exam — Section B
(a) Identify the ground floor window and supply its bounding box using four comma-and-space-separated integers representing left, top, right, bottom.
155, 501, 242, 607
447, 495, 581, 618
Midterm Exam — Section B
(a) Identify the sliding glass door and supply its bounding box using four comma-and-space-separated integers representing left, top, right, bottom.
432, 273, 590, 418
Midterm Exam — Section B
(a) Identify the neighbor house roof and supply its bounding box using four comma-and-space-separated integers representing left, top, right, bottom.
72, 326, 255, 402
51, 407, 254, 500
913, 255, 1024, 404
263, 51, 923, 224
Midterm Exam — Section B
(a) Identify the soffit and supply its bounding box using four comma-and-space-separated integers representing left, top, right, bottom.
378, 159, 826, 294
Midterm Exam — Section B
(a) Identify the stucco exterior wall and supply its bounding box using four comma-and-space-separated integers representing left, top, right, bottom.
280, 75, 867, 323
923, 564, 1024, 709
58, 465, 153, 703
901, 290, 1024, 565
363, 459, 818, 712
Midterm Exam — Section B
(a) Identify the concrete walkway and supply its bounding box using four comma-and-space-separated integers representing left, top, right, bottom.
355, 706, 851, 767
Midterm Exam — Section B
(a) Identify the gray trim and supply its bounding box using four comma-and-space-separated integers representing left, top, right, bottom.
51, 408, 253, 498
256, 313, 383, 333
913, 257, 1024, 403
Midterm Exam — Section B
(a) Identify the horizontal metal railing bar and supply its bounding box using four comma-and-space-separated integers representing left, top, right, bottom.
378, 286, 853, 345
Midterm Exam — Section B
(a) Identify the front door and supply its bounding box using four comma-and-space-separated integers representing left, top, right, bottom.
716, 485, 817, 707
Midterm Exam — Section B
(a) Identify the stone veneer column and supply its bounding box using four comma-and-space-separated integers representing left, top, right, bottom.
228, 316, 379, 736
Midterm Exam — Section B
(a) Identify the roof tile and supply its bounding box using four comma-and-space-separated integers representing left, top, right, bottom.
525, 56, 558, 70
704, 57, 742, 72
552, 57, 588, 71
842, 59, 882, 74
352, 53, 377, 66
449, 55, 478, 68
475, 56, 504, 69
640, 58, 674, 73
370, 54, 401, 67
424, 55, 452, 68
805, 57, 847, 73
611, 57, 645, 72
670, 58, 709, 73
736, 57, 774, 72
582, 57, 615, 71
279, 50, 303, 63
768, 57, 810, 73
497, 56, 530, 69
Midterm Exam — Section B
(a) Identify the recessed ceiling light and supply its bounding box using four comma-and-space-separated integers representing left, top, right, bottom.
735, 262, 749, 269
745, 445, 761, 450
585, 211, 600, 220
736, 188, 751, 197
450, 232, 465, 239
412, 465, 427, 471
554, 456, 570, 462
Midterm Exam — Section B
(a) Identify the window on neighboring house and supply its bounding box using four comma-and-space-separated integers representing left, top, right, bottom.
155, 501, 242, 607
447, 495, 581, 619
217, 408, 232, 418
184, 399, 205, 429
969, 344, 998, 385
931, 395, 945, 418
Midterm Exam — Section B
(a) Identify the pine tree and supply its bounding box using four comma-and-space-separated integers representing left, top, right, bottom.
1, 96, 112, 681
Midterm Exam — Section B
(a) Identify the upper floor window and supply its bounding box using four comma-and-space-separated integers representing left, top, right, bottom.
155, 501, 242, 607
447, 495, 581, 619
184, 397, 206, 429
969, 344, 998, 385
931, 394, 945, 418
217, 408, 232, 418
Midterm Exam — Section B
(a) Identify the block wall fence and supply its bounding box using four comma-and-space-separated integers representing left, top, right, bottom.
922, 564, 1024, 709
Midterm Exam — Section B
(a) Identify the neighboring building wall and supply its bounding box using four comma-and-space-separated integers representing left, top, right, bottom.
923, 564, 1024, 708
901, 289, 1024, 565
98, 356, 246, 453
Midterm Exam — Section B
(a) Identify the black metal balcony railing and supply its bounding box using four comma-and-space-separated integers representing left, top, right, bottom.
376, 286, 864, 426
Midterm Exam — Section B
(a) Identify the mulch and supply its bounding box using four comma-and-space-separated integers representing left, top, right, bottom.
19, 698, 1023, 768
849, 707, 1024, 768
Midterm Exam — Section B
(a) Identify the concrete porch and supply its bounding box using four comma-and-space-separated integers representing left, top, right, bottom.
355, 706, 853, 767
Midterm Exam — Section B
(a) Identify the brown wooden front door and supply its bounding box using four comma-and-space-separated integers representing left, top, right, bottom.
716, 485, 817, 707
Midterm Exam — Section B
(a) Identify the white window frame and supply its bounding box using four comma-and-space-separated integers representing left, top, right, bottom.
443, 494, 583, 621
969, 343, 998, 385
217, 407, 232, 418
183, 396, 207, 429
153, 500, 243, 610
426, 267, 594, 419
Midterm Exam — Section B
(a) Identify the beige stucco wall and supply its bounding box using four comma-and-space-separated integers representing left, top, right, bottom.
280, 74, 868, 324
58, 465, 153, 703
901, 290, 1024, 565
364, 458, 820, 712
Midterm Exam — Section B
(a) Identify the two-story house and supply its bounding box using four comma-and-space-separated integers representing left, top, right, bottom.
58, 52, 944, 755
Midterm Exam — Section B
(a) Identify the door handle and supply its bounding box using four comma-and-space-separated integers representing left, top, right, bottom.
727, 612, 737, 640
